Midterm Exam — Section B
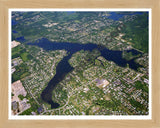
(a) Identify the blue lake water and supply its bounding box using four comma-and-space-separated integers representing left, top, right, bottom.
28, 38, 142, 109
107, 12, 144, 21
16, 36, 25, 42
12, 30, 18, 33
12, 20, 18, 26
66, 11, 76, 15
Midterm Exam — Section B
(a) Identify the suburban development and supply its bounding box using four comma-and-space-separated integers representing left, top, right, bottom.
11, 11, 149, 116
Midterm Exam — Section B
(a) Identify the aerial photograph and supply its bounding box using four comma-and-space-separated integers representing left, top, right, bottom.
11, 10, 149, 116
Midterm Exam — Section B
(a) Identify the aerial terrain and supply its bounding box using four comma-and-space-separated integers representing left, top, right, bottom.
11, 11, 149, 116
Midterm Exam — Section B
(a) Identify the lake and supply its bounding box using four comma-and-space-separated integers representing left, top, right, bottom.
107, 12, 144, 21
28, 38, 142, 108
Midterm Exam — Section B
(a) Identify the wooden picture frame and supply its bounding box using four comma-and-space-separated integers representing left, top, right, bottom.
0, 0, 160, 127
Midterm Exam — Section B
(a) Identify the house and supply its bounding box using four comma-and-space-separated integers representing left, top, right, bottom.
37, 107, 43, 114
12, 101, 18, 110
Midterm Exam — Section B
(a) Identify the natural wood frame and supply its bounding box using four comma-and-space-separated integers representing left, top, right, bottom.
0, 0, 160, 128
